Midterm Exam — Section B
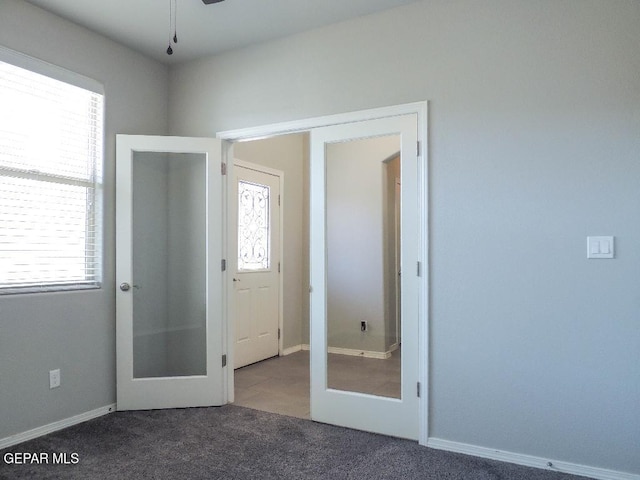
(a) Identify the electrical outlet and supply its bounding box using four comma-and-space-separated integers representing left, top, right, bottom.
49, 369, 60, 389
360, 321, 367, 332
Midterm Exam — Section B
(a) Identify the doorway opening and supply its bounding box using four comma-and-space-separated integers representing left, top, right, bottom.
229, 133, 311, 419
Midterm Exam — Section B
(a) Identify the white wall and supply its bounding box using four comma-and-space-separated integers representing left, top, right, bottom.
0, 0, 168, 440
169, 0, 640, 475
234, 134, 307, 350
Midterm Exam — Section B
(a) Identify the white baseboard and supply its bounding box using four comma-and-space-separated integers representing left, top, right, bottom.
0, 404, 116, 450
298, 344, 395, 360
427, 438, 639, 480
328, 346, 391, 360
281, 344, 303, 356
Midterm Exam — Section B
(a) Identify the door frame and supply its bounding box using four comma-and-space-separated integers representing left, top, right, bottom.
218, 101, 429, 445
229, 159, 285, 366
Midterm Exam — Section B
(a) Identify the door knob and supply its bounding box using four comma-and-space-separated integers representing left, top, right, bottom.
120, 282, 131, 291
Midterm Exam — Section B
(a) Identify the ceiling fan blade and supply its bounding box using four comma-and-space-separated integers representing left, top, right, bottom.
202, 0, 225, 4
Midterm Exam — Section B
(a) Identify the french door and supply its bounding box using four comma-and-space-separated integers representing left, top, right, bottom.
309, 114, 420, 439
115, 135, 226, 410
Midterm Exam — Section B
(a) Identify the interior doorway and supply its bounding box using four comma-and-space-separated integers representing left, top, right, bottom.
229, 133, 311, 417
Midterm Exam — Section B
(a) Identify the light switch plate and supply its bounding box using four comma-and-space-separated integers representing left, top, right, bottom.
587, 236, 614, 259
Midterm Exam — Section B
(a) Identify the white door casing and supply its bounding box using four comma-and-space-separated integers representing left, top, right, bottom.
232, 161, 281, 369
310, 114, 420, 440
115, 135, 226, 410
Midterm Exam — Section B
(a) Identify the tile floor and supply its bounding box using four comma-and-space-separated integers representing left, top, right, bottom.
233, 348, 401, 419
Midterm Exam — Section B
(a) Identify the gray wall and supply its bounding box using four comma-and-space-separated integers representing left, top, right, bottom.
0, 0, 168, 440
169, 0, 640, 475
326, 136, 400, 353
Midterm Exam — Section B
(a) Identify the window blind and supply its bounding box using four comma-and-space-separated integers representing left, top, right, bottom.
0, 59, 104, 294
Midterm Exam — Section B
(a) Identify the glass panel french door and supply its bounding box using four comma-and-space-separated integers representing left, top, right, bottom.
116, 135, 226, 410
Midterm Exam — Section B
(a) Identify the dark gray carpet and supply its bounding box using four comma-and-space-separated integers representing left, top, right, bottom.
0, 405, 588, 480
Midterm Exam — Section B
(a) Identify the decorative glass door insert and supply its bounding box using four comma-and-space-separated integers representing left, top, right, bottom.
238, 180, 270, 271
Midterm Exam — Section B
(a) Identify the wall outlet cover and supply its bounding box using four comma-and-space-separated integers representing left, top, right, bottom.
49, 369, 61, 389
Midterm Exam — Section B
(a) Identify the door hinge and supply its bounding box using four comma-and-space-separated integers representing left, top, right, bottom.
221, 259, 227, 271
278, 328, 281, 340
417, 382, 421, 398
222, 354, 227, 368
278, 194, 281, 206
417, 141, 421, 157
221, 163, 227, 175
278, 262, 281, 273
417, 261, 421, 277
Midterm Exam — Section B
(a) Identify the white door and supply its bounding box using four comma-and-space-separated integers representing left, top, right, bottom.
116, 135, 226, 410
232, 161, 281, 369
310, 114, 419, 439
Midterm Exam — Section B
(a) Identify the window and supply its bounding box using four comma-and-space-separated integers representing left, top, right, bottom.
237, 180, 271, 271
0, 49, 104, 294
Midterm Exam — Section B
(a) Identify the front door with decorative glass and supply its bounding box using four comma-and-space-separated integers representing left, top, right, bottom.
232, 161, 281, 369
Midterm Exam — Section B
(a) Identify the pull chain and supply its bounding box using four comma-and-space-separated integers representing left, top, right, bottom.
167, 0, 177, 55
173, 0, 178, 44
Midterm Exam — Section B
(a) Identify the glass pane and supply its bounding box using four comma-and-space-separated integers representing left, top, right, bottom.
325, 135, 402, 399
131, 151, 207, 378
238, 180, 270, 271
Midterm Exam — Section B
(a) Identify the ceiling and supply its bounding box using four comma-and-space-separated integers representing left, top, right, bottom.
25, 0, 418, 65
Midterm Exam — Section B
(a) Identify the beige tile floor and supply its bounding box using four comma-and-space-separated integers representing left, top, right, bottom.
233, 348, 401, 419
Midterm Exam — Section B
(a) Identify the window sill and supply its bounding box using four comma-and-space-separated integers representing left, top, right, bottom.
0, 283, 102, 296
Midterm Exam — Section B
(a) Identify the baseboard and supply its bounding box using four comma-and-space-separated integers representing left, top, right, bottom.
327, 346, 391, 360
298, 344, 395, 360
281, 344, 303, 356
0, 404, 116, 450
427, 438, 639, 480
